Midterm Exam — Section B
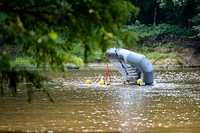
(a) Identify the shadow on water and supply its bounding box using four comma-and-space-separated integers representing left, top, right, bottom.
0, 69, 200, 133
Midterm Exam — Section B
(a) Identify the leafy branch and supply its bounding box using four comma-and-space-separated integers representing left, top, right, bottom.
0, 51, 54, 103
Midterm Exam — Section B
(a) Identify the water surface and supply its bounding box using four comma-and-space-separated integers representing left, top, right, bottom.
0, 69, 199, 133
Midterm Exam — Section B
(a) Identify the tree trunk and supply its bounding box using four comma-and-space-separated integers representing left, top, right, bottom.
153, 7, 157, 25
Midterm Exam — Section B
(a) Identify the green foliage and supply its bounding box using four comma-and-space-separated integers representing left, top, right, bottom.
190, 4, 200, 37
0, 52, 53, 102
125, 23, 193, 38
138, 44, 149, 54
157, 0, 188, 7
193, 25, 200, 37
145, 51, 176, 59
13, 57, 33, 64
191, 14, 200, 25
0, 0, 139, 65
155, 42, 176, 48
88, 49, 105, 62
0, 1, 139, 100
145, 51, 177, 65
132, 0, 199, 29
156, 0, 200, 30
131, 0, 157, 24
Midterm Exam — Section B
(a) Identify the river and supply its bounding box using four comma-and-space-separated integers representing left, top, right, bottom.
0, 68, 200, 133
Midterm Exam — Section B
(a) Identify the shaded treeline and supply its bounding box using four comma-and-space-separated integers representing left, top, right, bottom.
130, 0, 199, 28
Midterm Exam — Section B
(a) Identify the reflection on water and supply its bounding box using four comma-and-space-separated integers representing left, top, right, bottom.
0, 69, 200, 133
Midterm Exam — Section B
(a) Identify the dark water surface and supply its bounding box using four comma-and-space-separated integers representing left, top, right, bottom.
0, 69, 200, 133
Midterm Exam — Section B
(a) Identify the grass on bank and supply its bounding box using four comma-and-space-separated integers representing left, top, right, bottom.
13, 51, 177, 67
11, 57, 34, 69
145, 51, 176, 59
13, 57, 33, 64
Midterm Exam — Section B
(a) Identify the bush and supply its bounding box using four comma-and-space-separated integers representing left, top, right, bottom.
124, 23, 194, 38
13, 57, 33, 64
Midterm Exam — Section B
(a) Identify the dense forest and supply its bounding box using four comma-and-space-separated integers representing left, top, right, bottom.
132, 0, 199, 27
129, 0, 200, 65
0, 0, 200, 98
0, 0, 200, 62
130, 0, 200, 47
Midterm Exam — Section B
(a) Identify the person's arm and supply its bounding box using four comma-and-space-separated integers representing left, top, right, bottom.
95, 74, 101, 83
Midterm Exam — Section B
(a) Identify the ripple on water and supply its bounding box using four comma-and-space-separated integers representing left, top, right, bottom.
1, 69, 200, 133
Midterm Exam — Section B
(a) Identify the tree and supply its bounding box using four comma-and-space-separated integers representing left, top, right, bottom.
157, 0, 199, 27
131, 0, 159, 25
189, 1, 200, 37
0, 0, 139, 100
132, 0, 199, 29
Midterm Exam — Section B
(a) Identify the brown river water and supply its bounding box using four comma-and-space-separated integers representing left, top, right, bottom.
0, 68, 200, 133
